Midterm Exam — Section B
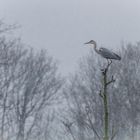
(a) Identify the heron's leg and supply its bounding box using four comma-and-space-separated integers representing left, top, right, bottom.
109, 59, 112, 65
100, 65, 105, 72
107, 59, 109, 64
101, 59, 112, 73
101, 59, 109, 72
102, 59, 112, 73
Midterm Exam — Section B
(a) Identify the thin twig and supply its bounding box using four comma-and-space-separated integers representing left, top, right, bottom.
106, 76, 115, 86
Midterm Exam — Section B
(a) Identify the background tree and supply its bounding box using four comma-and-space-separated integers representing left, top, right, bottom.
0, 37, 63, 140
63, 44, 140, 140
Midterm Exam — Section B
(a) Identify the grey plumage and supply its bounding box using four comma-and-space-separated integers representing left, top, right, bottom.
99, 47, 121, 60
84, 40, 121, 60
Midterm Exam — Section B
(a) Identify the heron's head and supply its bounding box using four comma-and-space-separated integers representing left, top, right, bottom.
84, 40, 96, 45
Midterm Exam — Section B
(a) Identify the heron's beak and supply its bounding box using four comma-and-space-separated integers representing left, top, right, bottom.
84, 41, 90, 45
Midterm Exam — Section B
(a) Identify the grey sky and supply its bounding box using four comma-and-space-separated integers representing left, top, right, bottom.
0, 0, 140, 75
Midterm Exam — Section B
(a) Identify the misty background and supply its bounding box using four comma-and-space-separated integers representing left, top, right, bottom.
0, 0, 140, 75
0, 1, 140, 140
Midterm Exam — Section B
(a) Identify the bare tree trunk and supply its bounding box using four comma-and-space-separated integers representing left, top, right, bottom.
103, 89, 109, 140
100, 62, 115, 140
102, 68, 109, 140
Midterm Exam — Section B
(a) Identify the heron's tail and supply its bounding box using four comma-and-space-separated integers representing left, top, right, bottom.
115, 54, 121, 60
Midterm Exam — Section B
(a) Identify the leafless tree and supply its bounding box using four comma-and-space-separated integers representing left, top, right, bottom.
12, 49, 62, 140
63, 44, 140, 140
0, 37, 63, 140
0, 20, 64, 140
0, 37, 27, 140
109, 43, 140, 140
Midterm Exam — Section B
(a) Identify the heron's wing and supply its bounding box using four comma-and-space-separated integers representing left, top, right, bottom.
99, 47, 120, 60
112, 52, 121, 60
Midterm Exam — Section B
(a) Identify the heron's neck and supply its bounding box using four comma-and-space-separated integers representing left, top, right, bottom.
93, 43, 100, 54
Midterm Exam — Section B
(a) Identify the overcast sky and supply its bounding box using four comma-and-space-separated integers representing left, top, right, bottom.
0, 0, 140, 75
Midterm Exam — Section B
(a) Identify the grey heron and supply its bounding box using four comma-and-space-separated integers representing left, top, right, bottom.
84, 40, 121, 62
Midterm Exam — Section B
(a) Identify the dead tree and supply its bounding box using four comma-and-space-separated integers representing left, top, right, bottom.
99, 62, 115, 140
